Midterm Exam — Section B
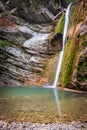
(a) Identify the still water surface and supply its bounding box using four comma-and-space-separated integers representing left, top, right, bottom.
0, 86, 87, 123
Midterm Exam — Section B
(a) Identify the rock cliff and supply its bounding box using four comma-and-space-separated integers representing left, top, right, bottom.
0, 0, 87, 91
0, 0, 63, 86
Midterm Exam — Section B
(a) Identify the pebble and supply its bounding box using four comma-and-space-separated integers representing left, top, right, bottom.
0, 120, 87, 130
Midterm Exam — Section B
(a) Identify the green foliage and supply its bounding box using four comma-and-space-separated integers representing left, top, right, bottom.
69, 1, 86, 29
49, 13, 64, 46
43, 63, 47, 70
0, 40, 10, 47
77, 60, 87, 82
58, 1, 87, 88
69, 6, 80, 28
60, 37, 79, 87
54, 13, 65, 34
80, 35, 87, 49
59, 33, 87, 87
13, 0, 22, 6
78, 77, 87, 82
81, 41, 87, 48
13, 0, 50, 8
77, 35, 87, 83
79, 61, 87, 72
66, 0, 75, 3
13, 0, 35, 10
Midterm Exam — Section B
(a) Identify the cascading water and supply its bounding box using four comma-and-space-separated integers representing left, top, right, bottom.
50, 3, 72, 118
53, 3, 72, 88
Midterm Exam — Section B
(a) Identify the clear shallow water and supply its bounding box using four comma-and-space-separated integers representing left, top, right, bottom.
0, 86, 87, 123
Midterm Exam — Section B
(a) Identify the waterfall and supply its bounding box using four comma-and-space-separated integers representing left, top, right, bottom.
44, 3, 72, 119
51, 3, 72, 119
53, 3, 72, 88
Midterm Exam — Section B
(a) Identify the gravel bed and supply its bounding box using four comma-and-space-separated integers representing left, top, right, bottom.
0, 120, 87, 130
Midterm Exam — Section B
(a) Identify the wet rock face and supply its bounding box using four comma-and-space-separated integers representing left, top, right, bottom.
67, 22, 83, 37
78, 17, 87, 36
77, 47, 87, 91
5, 1, 61, 23
2, 0, 64, 23
75, 17, 87, 91
67, 17, 87, 38
50, 33, 62, 49
0, 15, 59, 86
64, 14, 87, 91
0, 0, 65, 86
15, 8, 51, 23
72, 47, 87, 91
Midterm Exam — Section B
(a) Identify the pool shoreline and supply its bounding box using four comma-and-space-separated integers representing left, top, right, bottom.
0, 85, 87, 94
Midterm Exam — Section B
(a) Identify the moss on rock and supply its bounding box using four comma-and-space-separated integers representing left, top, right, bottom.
0, 40, 10, 47
59, 37, 79, 87
54, 13, 65, 35
58, 0, 87, 91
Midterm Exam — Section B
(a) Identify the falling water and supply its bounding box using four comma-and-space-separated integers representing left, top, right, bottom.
50, 3, 72, 118
53, 3, 72, 88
